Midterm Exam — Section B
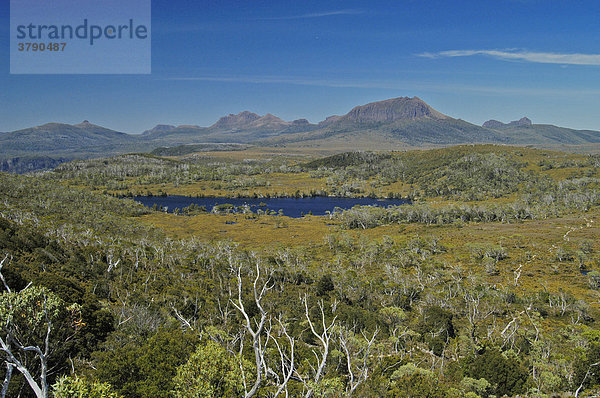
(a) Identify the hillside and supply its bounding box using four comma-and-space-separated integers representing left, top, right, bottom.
0, 121, 140, 156
484, 118, 600, 145
509, 125, 600, 145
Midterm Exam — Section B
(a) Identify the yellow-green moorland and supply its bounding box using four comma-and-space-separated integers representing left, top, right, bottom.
5, 144, 600, 397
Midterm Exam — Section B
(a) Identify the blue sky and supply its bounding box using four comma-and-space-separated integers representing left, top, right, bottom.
1, 0, 600, 133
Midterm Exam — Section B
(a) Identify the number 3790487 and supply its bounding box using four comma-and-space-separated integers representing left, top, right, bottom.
17, 42, 67, 52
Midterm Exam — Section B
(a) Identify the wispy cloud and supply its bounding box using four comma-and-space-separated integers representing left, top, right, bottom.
260, 9, 364, 20
167, 75, 367, 88
165, 75, 600, 97
419, 49, 600, 66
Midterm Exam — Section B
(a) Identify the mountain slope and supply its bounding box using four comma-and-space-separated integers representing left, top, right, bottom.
482, 117, 600, 145
497, 124, 600, 145
0, 121, 135, 154
141, 125, 209, 145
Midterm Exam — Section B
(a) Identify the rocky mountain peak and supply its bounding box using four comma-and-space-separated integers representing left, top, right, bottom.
483, 117, 532, 129
339, 96, 447, 124
249, 114, 290, 128
482, 120, 505, 129
212, 111, 261, 129
75, 120, 94, 127
509, 117, 532, 127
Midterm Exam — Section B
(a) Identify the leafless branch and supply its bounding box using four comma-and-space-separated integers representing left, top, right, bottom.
0, 255, 11, 293
302, 294, 337, 398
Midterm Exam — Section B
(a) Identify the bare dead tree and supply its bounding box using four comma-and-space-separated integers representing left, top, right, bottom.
0, 334, 48, 398
1, 361, 13, 398
338, 326, 379, 395
0, 256, 11, 294
301, 295, 338, 398
230, 258, 273, 398
513, 264, 523, 287
171, 304, 195, 330
266, 316, 296, 398
500, 311, 524, 350
0, 254, 83, 398
524, 305, 540, 342
556, 291, 571, 317
575, 361, 600, 398
463, 290, 495, 345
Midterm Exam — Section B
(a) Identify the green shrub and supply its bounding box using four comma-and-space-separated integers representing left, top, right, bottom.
53, 375, 121, 398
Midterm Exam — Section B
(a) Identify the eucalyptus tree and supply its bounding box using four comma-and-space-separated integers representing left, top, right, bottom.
0, 255, 81, 398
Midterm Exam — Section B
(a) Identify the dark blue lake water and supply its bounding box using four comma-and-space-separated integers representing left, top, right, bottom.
133, 195, 409, 218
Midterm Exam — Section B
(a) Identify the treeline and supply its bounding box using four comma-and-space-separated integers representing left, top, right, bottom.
52, 153, 301, 191
335, 181, 600, 230
334, 203, 538, 229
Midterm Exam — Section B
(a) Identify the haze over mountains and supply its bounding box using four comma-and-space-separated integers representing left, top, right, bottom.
2, 96, 600, 171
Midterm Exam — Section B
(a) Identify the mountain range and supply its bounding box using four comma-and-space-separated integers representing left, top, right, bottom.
2, 96, 600, 171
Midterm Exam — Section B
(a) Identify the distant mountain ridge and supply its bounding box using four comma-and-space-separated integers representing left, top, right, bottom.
262, 97, 505, 147
483, 117, 532, 129
141, 111, 315, 146
0, 121, 133, 154
142, 124, 176, 135
139, 97, 472, 145
2, 96, 600, 172
0, 121, 147, 172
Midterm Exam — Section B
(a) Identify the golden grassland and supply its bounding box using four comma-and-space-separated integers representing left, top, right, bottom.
137, 207, 600, 305
140, 212, 333, 247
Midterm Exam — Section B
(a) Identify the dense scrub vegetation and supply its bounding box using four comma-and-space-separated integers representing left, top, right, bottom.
2, 146, 600, 397
53, 153, 301, 194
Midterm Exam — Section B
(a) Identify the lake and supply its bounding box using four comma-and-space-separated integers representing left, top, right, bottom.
133, 195, 409, 218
